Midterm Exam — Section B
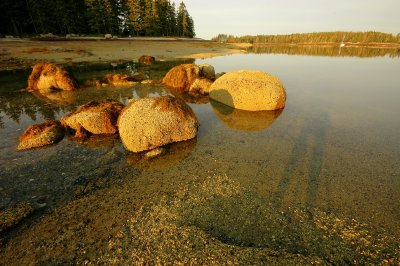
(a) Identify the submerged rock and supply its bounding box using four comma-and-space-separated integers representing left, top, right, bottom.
209, 70, 286, 111
17, 120, 65, 150
103, 73, 145, 86
27, 63, 78, 92
0, 202, 34, 233
61, 99, 124, 138
118, 96, 198, 152
138, 55, 155, 66
144, 147, 167, 159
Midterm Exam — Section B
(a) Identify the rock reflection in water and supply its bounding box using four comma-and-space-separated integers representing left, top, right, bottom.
69, 134, 120, 149
211, 100, 283, 131
167, 87, 210, 104
31, 90, 77, 106
126, 138, 197, 170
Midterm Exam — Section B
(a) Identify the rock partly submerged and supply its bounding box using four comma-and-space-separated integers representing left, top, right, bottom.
118, 96, 198, 152
27, 63, 78, 92
162, 63, 214, 95
17, 120, 65, 150
209, 70, 286, 111
61, 99, 124, 138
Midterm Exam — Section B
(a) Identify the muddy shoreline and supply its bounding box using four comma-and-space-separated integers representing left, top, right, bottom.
0, 38, 245, 71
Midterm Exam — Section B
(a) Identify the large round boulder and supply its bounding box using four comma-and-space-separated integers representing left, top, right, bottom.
27, 63, 78, 92
61, 99, 124, 138
17, 120, 65, 150
118, 96, 198, 152
209, 70, 286, 111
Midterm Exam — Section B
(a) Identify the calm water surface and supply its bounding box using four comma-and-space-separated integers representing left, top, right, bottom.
0, 50, 399, 264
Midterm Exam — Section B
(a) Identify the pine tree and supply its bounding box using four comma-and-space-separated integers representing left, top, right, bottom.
177, 2, 194, 38
127, 0, 143, 35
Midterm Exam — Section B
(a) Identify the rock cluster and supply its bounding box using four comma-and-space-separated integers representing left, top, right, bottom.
27, 63, 78, 92
19, 61, 286, 154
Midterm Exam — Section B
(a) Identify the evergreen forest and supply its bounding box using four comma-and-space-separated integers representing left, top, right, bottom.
0, 0, 195, 38
212, 32, 400, 44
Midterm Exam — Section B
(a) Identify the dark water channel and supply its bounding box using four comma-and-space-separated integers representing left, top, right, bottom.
0, 49, 399, 264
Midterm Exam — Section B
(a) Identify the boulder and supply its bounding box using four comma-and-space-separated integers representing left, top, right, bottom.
61, 99, 124, 138
209, 70, 286, 111
162, 64, 200, 92
138, 55, 155, 66
118, 96, 198, 152
27, 63, 78, 92
199, 64, 216, 80
189, 78, 213, 95
17, 120, 65, 150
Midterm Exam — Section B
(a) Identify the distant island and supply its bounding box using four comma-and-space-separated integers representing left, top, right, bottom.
212, 31, 400, 47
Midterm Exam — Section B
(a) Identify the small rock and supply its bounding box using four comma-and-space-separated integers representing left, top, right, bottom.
199, 64, 216, 80
144, 147, 166, 159
17, 120, 65, 150
138, 55, 155, 66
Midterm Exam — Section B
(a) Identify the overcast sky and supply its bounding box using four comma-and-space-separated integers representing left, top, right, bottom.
173, 0, 400, 39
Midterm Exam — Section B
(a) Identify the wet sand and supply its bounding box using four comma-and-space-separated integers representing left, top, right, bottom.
0, 38, 244, 71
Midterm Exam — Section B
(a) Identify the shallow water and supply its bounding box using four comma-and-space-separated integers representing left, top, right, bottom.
0, 50, 399, 264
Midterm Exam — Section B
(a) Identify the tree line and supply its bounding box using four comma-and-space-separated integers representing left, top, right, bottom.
212, 32, 400, 44
0, 0, 195, 38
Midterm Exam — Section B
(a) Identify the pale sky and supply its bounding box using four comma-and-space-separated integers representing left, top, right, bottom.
173, 0, 400, 39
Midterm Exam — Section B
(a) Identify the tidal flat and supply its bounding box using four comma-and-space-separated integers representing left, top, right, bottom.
0, 43, 399, 265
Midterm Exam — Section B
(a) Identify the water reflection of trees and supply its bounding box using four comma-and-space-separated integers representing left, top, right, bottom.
0, 91, 70, 126
247, 45, 400, 58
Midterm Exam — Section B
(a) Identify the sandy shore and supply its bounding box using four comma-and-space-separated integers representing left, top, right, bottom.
0, 38, 245, 71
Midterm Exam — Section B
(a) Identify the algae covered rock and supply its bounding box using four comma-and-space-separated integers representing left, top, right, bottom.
118, 96, 198, 152
17, 120, 65, 150
27, 63, 78, 92
209, 70, 286, 111
61, 99, 124, 138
